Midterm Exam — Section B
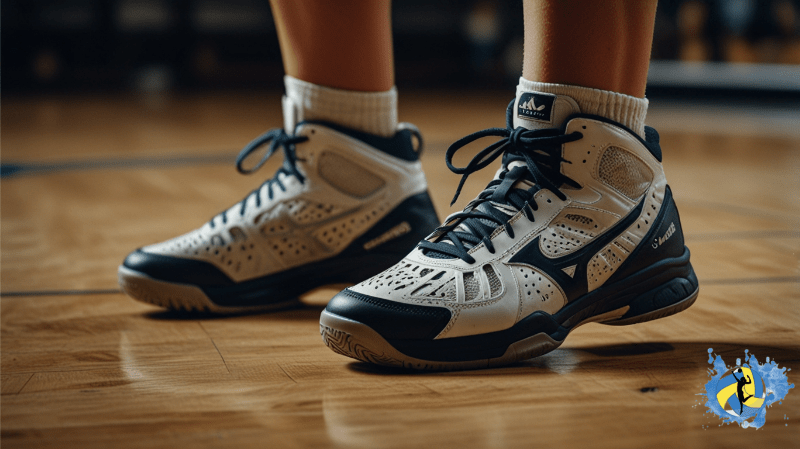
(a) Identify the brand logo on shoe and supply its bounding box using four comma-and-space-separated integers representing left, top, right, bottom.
364, 221, 411, 250
517, 92, 556, 123
651, 222, 675, 249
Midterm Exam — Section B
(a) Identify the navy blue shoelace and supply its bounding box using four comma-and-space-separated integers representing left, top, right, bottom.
210, 129, 308, 228
419, 104, 583, 263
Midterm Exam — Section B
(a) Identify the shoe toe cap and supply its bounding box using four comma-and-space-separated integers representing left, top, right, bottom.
122, 249, 233, 287
324, 288, 451, 341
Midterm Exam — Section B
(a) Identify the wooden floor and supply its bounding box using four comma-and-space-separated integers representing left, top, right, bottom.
1, 92, 798, 448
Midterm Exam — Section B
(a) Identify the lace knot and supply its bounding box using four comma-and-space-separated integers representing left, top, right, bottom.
421, 99, 584, 262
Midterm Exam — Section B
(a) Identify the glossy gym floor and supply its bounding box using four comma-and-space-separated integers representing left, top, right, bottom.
1, 92, 798, 447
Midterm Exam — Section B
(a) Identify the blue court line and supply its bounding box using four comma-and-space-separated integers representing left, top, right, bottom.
0, 289, 122, 297
0, 152, 239, 179
0, 140, 453, 179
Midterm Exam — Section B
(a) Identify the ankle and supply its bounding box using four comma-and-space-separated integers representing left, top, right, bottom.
283, 75, 398, 137
517, 77, 648, 138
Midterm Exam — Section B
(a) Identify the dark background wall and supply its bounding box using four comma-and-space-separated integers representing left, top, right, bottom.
3, 0, 799, 94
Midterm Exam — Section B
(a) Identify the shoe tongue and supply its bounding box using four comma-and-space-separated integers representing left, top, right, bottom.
282, 95, 300, 133
512, 89, 581, 130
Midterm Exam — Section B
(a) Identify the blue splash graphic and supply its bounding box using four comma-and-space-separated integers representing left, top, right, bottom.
701, 348, 794, 429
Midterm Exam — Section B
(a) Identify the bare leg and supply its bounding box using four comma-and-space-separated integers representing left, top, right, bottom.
270, 0, 394, 92
522, 0, 657, 98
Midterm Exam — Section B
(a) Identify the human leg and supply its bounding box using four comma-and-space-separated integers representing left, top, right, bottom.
271, 0, 394, 92
321, 0, 698, 370
522, 0, 657, 98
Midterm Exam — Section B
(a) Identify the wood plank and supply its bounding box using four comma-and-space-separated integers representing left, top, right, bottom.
1, 374, 33, 395
2, 93, 799, 448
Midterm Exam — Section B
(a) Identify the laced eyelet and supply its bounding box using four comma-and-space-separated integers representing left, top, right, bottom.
421, 100, 583, 263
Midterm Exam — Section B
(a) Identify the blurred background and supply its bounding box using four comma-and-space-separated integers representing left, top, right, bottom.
3, 0, 800, 98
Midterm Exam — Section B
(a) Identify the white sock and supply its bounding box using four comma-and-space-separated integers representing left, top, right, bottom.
282, 75, 398, 137
517, 77, 648, 138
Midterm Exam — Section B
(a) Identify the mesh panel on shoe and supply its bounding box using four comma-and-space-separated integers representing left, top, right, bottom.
463, 271, 480, 302
318, 151, 386, 198
483, 265, 501, 296
597, 146, 653, 200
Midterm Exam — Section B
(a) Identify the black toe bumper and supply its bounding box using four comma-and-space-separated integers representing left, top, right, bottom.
123, 249, 234, 287
324, 289, 452, 340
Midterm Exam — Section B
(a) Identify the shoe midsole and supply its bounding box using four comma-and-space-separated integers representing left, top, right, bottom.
384, 247, 697, 362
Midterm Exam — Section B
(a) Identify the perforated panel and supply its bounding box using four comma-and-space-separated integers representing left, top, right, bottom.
260, 220, 290, 236
586, 242, 630, 291
266, 235, 313, 265
285, 199, 342, 224
314, 202, 389, 251
540, 218, 597, 258
419, 278, 457, 302
511, 265, 565, 315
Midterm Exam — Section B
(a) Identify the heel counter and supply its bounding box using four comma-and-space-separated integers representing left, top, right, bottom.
609, 185, 688, 282
305, 120, 421, 162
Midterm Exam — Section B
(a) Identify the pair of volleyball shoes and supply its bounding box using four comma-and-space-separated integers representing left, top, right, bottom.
119, 90, 698, 371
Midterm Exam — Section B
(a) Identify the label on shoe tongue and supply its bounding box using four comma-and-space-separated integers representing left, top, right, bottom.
517, 92, 556, 123
514, 91, 581, 130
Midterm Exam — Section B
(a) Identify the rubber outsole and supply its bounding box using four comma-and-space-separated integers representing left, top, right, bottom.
320, 310, 563, 371
320, 286, 699, 371
118, 266, 301, 314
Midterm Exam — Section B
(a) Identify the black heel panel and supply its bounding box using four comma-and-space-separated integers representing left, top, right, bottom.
608, 185, 691, 282
555, 186, 700, 328
603, 268, 699, 325
597, 186, 700, 324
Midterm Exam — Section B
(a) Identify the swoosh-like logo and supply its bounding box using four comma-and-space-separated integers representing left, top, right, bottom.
508, 199, 644, 301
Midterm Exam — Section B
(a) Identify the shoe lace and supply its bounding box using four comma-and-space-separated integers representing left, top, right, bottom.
418, 102, 583, 263
210, 128, 309, 228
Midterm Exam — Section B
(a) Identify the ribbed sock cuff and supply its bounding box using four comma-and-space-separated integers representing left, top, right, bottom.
283, 75, 398, 137
517, 77, 648, 137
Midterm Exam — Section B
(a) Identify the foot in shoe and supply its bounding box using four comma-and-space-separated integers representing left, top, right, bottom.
321, 95, 699, 371
118, 121, 439, 313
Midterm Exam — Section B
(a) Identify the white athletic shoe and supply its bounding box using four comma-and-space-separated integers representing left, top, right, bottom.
321, 92, 699, 370
119, 120, 439, 313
